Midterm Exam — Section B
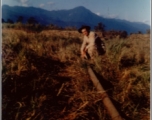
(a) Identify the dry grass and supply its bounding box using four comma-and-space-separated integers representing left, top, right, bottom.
2, 27, 150, 120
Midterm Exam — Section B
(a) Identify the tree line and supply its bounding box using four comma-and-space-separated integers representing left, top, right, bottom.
2, 16, 150, 36
2, 16, 38, 25
2, 17, 108, 34
2, 16, 78, 32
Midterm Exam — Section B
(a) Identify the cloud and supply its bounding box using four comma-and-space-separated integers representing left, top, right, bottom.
95, 12, 101, 16
39, 3, 45, 8
106, 14, 119, 19
143, 20, 150, 25
15, 0, 29, 6
21, 0, 28, 3
101, 14, 119, 19
47, 2, 55, 5
22, 3, 28, 6
15, 0, 28, 4
95, 12, 119, 19
38, 1, 55, 9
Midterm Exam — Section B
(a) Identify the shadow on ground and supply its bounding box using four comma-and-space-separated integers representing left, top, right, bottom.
2, 51, 73, 120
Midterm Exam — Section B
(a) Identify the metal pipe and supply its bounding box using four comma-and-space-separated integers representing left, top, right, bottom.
88, 66, 123, 120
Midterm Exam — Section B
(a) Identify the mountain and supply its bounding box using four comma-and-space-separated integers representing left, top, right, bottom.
2, 5, 150, 33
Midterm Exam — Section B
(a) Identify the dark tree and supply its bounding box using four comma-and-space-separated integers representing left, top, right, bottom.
120, 31, 128, 38
17, 16, 24, 23
6, 19, 14, 24
94, 22, 106, 32
138, 31, 142, 34
27, 17, 38, 25
146, 29, 150, 34
2, 18, 5, 23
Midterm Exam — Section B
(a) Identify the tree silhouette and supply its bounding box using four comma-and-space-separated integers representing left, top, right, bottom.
120, 31, 128, 38
6, 19, 14, 24
146, 29, 150, 34
94, 22, 106, 32
2, 18, 5, 23
138, 31, 142, 34
17, 16, 24, 23
27, 17, 38, 25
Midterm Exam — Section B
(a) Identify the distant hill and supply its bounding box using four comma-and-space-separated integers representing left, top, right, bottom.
2, 5, 150, 33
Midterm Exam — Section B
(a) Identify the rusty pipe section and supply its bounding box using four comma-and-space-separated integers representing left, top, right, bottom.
88, 66, 123, 120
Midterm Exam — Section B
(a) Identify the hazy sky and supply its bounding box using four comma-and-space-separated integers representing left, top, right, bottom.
2, 0, 151, 25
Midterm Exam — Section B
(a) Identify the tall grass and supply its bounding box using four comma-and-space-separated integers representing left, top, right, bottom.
2, 28, 150, 120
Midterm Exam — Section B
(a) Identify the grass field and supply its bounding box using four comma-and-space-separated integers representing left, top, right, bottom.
2, 26, 150, 120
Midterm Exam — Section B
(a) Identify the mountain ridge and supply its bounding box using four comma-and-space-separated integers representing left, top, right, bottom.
2, 5, 150, 33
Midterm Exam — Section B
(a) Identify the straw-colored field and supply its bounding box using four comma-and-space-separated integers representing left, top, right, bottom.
2, 27, 150, 120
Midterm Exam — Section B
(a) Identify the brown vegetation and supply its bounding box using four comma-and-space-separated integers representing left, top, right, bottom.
2, 26, 150, 120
